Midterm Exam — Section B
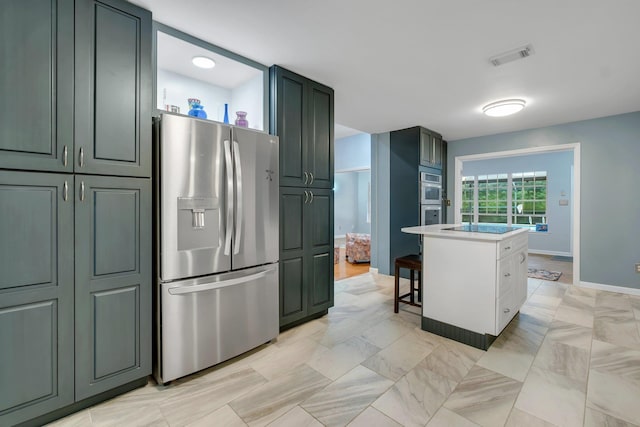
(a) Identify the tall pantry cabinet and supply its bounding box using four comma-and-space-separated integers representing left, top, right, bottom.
270, 66, 335, 329
0, 0, 152, 425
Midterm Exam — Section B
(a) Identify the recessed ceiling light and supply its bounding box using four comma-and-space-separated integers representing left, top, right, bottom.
192, 56, 215, 69
482, 99, 526, 117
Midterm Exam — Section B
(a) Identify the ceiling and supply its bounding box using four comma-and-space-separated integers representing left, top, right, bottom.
129, 0, 640, 141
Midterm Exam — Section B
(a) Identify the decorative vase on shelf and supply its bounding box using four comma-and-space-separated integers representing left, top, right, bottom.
223, 103, 229, 124
235, 111, 248, 128
187, 98, 207, 119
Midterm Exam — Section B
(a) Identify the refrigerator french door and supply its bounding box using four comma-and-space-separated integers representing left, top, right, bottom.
155, 113, 279, 384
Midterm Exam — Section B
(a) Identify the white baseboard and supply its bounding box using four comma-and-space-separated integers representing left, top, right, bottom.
528, 249, 573, 257
579, 281, 640, 296
369, 267, 379, 274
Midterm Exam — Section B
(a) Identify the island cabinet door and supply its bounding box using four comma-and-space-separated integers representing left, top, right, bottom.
0, 172, 74, 426
74, 175, 151, 400
0, 0, 74, 173
74, 0, 152, 178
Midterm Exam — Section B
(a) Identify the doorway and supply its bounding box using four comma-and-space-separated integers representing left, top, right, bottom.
454, 143, 580, 285
334, 168, 371, 280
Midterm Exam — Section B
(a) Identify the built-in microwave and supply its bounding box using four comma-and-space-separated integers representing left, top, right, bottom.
420, 172, 442, 205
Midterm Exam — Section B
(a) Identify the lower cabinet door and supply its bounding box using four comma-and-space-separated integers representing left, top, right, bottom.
74, 175, 151, 400
279, 188, 307, 327
306, 189, 334, 315
307, 251, 333, 315
0, 171, 74, 426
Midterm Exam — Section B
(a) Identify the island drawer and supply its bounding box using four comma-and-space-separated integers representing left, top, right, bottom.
497, 233, 528, 260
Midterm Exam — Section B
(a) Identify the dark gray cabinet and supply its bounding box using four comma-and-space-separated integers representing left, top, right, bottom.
0, 0, 74, 173
0, 0, 151, 177
74, 175, 151, 400
0, 171, 74, 426
75, 0, 152, 177
270, 66, 334, 189
0, 0, 152, 425
420, 128, 444, 169
0, 173, 152, 425
279, 188, 334, 328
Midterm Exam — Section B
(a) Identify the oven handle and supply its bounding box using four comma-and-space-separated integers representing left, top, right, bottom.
167, 267, 275, 295
421, 181, 442, 188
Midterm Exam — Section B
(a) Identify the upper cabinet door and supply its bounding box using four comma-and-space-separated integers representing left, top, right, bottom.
307, 81, 334, 189
0, 0, 74, 173
270, 65, 334, 189
75, 0, 152, 178
271, 66, 306, 187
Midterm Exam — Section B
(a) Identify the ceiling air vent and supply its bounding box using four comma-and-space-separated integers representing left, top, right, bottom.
489, 44, 534, 66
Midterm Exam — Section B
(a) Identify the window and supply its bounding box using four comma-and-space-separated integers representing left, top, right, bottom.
461, 171, 547, 229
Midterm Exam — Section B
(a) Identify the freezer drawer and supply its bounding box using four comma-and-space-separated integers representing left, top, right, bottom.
157, 264, 278, 384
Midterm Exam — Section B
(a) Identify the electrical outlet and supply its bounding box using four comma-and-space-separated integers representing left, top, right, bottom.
636, 263, 640, 273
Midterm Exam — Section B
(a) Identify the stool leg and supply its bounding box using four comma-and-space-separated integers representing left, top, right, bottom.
409, 269, 415, 303
394, 264, 399, 313
418, 269, 422, 303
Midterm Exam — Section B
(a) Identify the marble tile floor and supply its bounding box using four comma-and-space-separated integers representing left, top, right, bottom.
49, 273, 640, 427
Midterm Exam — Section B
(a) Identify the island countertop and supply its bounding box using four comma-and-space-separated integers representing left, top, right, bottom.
401, 223, 529, 242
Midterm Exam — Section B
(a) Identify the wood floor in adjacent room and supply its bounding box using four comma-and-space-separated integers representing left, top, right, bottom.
334, 250, 574, 286
334, 247, 370, 281
528, 253, 574, 285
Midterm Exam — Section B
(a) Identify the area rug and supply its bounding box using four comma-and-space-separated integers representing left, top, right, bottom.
528, 268, 562, 281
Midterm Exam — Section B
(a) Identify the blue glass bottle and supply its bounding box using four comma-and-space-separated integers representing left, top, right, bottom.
223, 103, 229, 124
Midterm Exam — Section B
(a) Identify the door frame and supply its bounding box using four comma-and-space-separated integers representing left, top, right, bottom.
453, 142, 581, 285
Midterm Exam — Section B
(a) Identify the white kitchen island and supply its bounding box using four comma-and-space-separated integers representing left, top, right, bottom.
402, 224, 529, 350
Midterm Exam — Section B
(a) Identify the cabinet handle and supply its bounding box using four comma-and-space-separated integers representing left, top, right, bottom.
80, 181, 85, 201
503, 308, 511, 314
303, 172, 309, 185
309, 191, 314, 203
63, 181, 68, 201
309, 172, 314, 185
432, 136, 436, 163
504, 246, 511, 251
79, 147, 84, 168
504, 272, 511, 277
304, 190, 309, 204
63, 145, 68, 167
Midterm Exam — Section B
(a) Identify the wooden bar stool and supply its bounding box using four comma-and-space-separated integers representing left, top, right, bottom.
394, 254, 422, 313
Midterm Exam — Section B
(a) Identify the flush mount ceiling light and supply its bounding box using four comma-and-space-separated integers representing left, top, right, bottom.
482, 99, 526, 117
192, 56, 215, 69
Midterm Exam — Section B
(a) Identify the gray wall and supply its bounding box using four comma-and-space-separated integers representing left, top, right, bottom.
334, 170, 371, 236
447, 111, 640, 289
335, 133, 372, 238
356, 171, 370, 233
334, 172, 357, 236
335, 133, 371, 171
463, 151, 574, 255
371, 132, 391, 273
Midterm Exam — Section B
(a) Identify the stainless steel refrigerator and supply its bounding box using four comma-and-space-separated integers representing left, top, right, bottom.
154, 113, 279, 384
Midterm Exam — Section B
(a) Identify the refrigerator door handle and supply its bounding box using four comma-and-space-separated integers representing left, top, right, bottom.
233, 140, 243, 255
223, 139, 233, 255
167, 268, 274, 295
